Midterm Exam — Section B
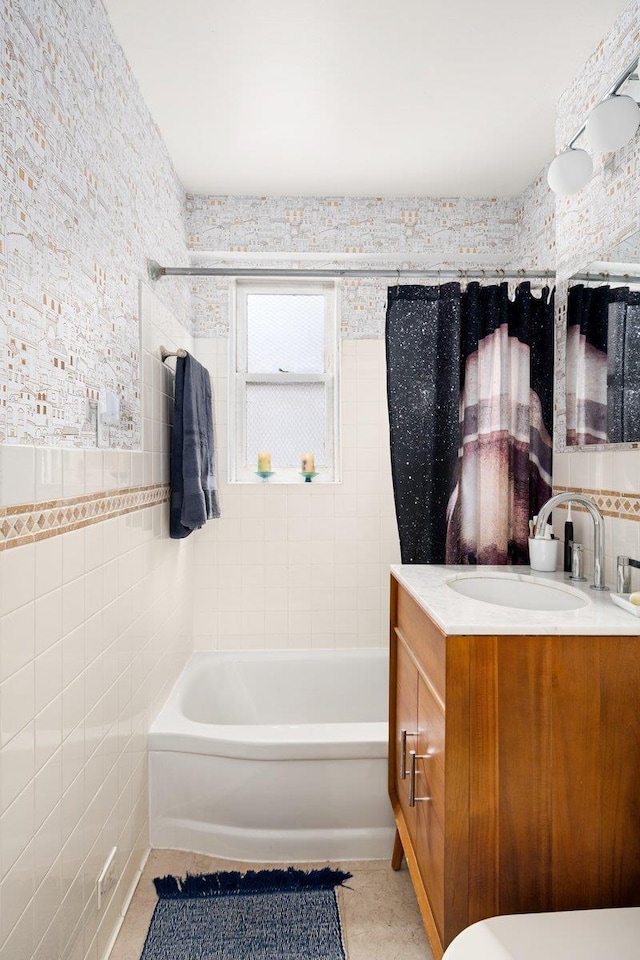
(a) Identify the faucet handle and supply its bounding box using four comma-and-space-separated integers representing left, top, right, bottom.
569, 543, 587, 582
617, 555, 640, 594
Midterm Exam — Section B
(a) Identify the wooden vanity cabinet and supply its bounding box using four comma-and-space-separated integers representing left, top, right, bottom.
388, 574, 640, 960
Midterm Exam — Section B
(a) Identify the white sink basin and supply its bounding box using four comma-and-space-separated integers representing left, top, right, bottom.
447, 574, 589, 611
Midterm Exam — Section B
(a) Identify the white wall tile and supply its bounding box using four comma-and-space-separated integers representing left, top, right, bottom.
62, 452, 85, 500
34, 698, 62, 771
34, 537, 63, 598
0, 664, 35, 748
0, 782, 35, 881
192, 339, 396, 650
83, 452, 104, 497
34, 450, 63, 503
62, 531, 85, 586
34, 591, 62, 659
0, 545, 35, 618
34, 645, 63, 716
0, 605, 35, 684
34, 753, 62, 832
613, 450, 640, 495
0, 841, 36, 944
0, 447, 35, 507
0, 724, 35, 815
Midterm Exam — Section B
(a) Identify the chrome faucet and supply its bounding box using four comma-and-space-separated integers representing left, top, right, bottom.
534, 493, 608, 591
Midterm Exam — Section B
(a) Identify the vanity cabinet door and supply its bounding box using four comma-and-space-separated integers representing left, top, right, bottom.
391, 594, 449, 956
414, 673, 446, 943
394, 636, 419, 847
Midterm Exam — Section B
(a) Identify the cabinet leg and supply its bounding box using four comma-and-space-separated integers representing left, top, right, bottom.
391, 828, 404, 870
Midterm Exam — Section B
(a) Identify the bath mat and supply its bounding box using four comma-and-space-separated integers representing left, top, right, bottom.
141, 867, 352, 960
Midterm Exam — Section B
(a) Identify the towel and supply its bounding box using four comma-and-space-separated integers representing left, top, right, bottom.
170, 352, 220, 539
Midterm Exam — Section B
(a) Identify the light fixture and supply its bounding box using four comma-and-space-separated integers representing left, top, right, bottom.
585, 94, 640, 152
626, 70, 640, 102
547, 55, 640, 196
547, 148, 593, 196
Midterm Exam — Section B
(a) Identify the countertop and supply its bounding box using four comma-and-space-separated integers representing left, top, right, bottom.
391, 564, 640, 636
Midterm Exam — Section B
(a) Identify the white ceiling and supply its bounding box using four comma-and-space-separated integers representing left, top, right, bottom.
104, 0, 630, 198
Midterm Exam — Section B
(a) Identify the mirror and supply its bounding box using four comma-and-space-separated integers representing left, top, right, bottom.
565, 230, 640, 446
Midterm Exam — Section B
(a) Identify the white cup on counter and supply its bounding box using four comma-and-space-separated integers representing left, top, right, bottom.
528, 537, 558, 572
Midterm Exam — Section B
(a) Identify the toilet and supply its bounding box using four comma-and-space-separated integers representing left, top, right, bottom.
442, 907, 640, 960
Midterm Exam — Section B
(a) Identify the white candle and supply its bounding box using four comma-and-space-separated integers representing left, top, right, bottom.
257, 451, 271, 472
301, 452, 315, 473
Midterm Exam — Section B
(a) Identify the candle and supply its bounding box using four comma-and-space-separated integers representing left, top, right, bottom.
257, 451, 271, 472
301, 452, 315, 473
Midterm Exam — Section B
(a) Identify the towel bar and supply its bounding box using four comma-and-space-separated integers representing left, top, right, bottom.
160, 346, 187, 362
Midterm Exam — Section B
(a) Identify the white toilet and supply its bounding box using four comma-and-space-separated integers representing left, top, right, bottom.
442, 907, 640, 960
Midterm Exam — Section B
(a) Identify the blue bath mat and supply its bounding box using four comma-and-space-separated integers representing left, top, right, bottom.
141, 867, 352, 960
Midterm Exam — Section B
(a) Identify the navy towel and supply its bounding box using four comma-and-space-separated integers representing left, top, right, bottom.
170, 352, 220, 539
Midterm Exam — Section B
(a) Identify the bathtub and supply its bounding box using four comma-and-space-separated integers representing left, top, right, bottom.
149, 649, 395, 862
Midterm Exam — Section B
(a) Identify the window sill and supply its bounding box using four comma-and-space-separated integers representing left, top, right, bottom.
229, 474, 340, 485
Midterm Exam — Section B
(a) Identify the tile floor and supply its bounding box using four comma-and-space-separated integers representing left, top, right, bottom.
109, 850, 432, 960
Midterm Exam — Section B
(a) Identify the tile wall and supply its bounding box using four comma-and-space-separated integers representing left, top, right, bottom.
552, 450, 640, 587
0, 287, 194, 960
192, 337, 400, 651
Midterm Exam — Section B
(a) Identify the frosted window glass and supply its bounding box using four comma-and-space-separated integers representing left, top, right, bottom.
246, 382, 326, 467
247, 294, 325, 373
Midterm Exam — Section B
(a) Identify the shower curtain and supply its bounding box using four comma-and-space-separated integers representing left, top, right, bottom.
566, 284, 640, 444
565, 284, 610, 445
385, 283, 461, 564
386, 281, 554, 565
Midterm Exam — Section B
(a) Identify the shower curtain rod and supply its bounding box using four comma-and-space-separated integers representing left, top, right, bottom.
147, 260, 555, 282
148, 262, 640, 285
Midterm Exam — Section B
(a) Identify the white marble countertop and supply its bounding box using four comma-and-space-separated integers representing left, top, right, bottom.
391, 564, 640, 636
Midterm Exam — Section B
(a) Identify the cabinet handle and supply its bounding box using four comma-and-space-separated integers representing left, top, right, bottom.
408, 750, 431, 807
400, 729, 418, 780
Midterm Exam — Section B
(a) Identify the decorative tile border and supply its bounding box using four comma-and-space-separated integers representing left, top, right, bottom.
553, 485, 640, 522
0, 483, 170, 551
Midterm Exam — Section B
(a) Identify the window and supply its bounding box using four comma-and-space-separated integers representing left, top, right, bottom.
231, 280, 339, 482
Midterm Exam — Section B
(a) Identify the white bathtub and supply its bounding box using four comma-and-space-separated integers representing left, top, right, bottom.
149, 649, 395, 862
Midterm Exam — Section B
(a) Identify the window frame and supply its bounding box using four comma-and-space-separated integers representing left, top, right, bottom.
229, 278, 340, 483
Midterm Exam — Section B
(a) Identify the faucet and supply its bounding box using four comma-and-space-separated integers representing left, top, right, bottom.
534, 493, 608, 591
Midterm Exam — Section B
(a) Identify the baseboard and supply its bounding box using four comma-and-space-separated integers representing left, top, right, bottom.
101, 845, 151, 960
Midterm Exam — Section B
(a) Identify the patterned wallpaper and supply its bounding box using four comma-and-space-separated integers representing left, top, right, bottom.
185, 191, 555, 338
0, 0, 190, 448
512, 171, 556, 271
554, 1, 640, 281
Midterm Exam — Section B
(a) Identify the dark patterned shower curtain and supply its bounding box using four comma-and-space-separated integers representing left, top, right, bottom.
566, 284, 640, 444
385, 284, 461, 564
386, 281, 554, 565
565, 284, 610, 445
